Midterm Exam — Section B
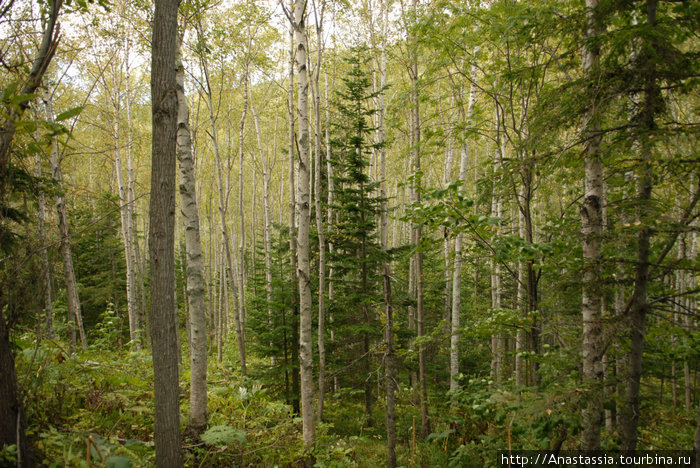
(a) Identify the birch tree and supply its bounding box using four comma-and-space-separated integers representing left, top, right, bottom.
580, 0, 604, 450
293, 0, 316, 448
450, 51, 478, 394
176, 52, 208, 435
195, 17, 246, 374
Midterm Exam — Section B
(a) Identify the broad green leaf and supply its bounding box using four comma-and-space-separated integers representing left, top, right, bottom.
200, 425, 246, 446
105, 456, 132, 468
55, 106, 84, 122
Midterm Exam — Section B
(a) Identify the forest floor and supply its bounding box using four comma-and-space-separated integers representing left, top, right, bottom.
12, 330, 695, 467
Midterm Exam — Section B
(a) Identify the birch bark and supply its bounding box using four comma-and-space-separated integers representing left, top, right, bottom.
580, 0, 605, 450
176, 55, 208, 435
294, 0, 316, 447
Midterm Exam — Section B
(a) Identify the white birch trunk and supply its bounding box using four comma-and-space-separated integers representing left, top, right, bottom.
580, 0, 605, 450
294, 0, 315, 446
450, 54, 478, 394
125, 34, 143, 349
176, 55, 208, 434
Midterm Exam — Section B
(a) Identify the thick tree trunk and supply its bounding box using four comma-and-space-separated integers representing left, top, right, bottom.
580, 0, 605, 450
0, 309, 33, 467
294, 0, 315, 448
149, 0, 183, 465
176, 55, 208, 435
694, 399, 700, 467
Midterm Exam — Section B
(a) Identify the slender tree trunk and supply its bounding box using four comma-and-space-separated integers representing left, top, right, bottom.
45, 93, 87, 354
113, 94, 140, 349
196, 23, 246, 374
361, 195, 372, 427
149, 0, 183, 464
294, 0, 315, 448
36, 151, 53, 338
219, 258, 226, 364
251, 92, 275, 365
580, 0, 605, 450
377, 1, 395, 463
409, 0, 429, 438
489, 115, 503, 385
614, 269, 626, 430
686, 199, 697, 413
288, 24, 301, 416
124, 33, 143, 348
325, 70, 338, 395
313, 31, 328, 424
620, 0, 658, 451
237, 70, 249, 365
176, 54, 208, 435
601, 181, 614, 432
515, 194, 526, 390
441, 91, 455, 349
680, 184, 694, 412
450, 55, 478, 394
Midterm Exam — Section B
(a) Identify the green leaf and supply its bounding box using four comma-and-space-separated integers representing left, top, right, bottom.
1, 82, 19, 101
9, 93, 36, 105
200, 425, 246, 446
426, 429, 454, 442
55, 106, 84, 122
105, 456, 133, 468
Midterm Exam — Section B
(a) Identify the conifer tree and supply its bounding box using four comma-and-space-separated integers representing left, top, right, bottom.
327, 49, 385, 426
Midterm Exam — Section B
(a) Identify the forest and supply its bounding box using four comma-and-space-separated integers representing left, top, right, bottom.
0, 0, 698, 466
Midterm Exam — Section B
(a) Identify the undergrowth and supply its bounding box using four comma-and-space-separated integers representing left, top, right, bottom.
10, 330, 695, 467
